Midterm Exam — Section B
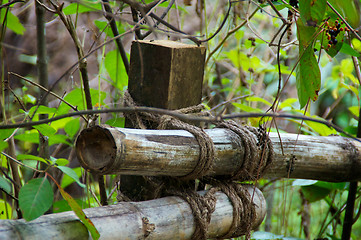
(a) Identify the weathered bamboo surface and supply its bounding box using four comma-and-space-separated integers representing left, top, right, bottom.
76, 126, 361, 182
0, 186, 265, 240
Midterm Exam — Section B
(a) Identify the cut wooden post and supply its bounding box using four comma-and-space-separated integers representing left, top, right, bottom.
127, 40, 206, 110
121, 40, 206, 200
0, 185, 266, 240
76, 126, 361, 182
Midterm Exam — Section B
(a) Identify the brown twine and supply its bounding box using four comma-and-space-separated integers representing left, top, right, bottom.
168, 182, 256, 240
216, 120, 273, 181
123, 90, 215, 180
122, 91, 273, 239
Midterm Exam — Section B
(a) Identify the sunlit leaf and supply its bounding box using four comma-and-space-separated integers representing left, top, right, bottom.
301, 185, 331, 202
17, 154, 48, 164
105, 50, 129, 90
14, 131, 39, 144
232, 103, 263, 113
64, 118, 80, 139
56, 183, 100, 239
296, 19, 321, 109
63, 1, 102, 15
61, 167, 82, 189
33, 124, 57, 136
57, 166, 85, 188
0, 175, 12, 194
299, 0, 326, 26
0, 199, 12, 219
340, 42, 360, 57
105, 117, 125, 127
0, 9, 25, 35
19, 178, 54, 221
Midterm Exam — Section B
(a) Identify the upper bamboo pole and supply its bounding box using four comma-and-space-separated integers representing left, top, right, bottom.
76, 125, 361, 182
0, 185, 265, 240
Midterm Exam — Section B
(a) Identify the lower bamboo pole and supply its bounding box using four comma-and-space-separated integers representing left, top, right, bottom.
0, 185, 265, 240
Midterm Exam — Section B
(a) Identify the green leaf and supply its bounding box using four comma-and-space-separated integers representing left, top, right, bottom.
53, 199, 85, 213
296, 20, 321, 109
28, 105, 57, 117
54, 158, 69, 166
232, 103, 263, 113
327, 0, 360, 28
299, 0, 326, 26
0, 175, 12, 194
17, 154, 48, 164
0, 9, 26, 35
245, 96, 272, 106
301, 185, 331, 202
57, 184, 100, 239
0, 199, 12, 219
48, 134, 72, 146
19, 178, 54, 221
64, 118, 80, 139
14, 131, 39, 144
57, 166, 85, 188
0, 141, 8, 152
57, 88, 106, 115
33, 124, 57, 136
61, 167, 82, 189
0, 129, 15, 140
340, 42, 361, 57
349, 106, 359, 117
63, 1, 102, 15
105, 117, 125, 127
105, 50, 129, 90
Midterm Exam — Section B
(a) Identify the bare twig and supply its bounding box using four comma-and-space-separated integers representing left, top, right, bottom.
0, 107, 358, 141
0, 0, 24, 9
9, 72, 88, 122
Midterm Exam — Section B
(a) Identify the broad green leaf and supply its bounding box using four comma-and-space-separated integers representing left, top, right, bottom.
105, 117, 125, 127
0, 141, 8, 152
17, 154, 48, 164
64, 118, 80, 139
28, 105, 57, 117
63, 1, 102, 15
0, 9, 25, 35
305, 119, 337, 136
57, 166, 85, 188
301, 185, 331, 202
327, 0, 360, 28
0, 129, 15, 140
299, 0, 326, 26
48, 134, 72, 146
33, 124, 57, 136
55, 158, 69, 166
61, 167, 82, 189
245, 96, 272, 106
0, 175, 12, 194
53, 199, 85, 213
315, 181, 346, 190
105, 50, 129, 90
296, 19, 321, 109
232, 103, 263, 113
19, 178, 54, 221
57, 88, 107, 115
0, 199, 12, 219
279, 98, 298, 109
14, 131, 39, 144
57, 183, 100, 239
340, 42, 360, 57
94, 20, 125, 38
349, 106, 359, 117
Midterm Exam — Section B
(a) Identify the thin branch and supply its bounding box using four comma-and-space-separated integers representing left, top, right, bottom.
0, 0, 24, 9
9, 72, 88, 122
0, 107, 358, 141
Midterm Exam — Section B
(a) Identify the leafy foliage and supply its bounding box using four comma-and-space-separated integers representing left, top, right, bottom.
1, 0, 361, 239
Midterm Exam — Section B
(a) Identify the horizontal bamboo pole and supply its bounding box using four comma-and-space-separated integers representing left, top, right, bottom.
0, 186, 265, 240
76, 126, 361, 182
